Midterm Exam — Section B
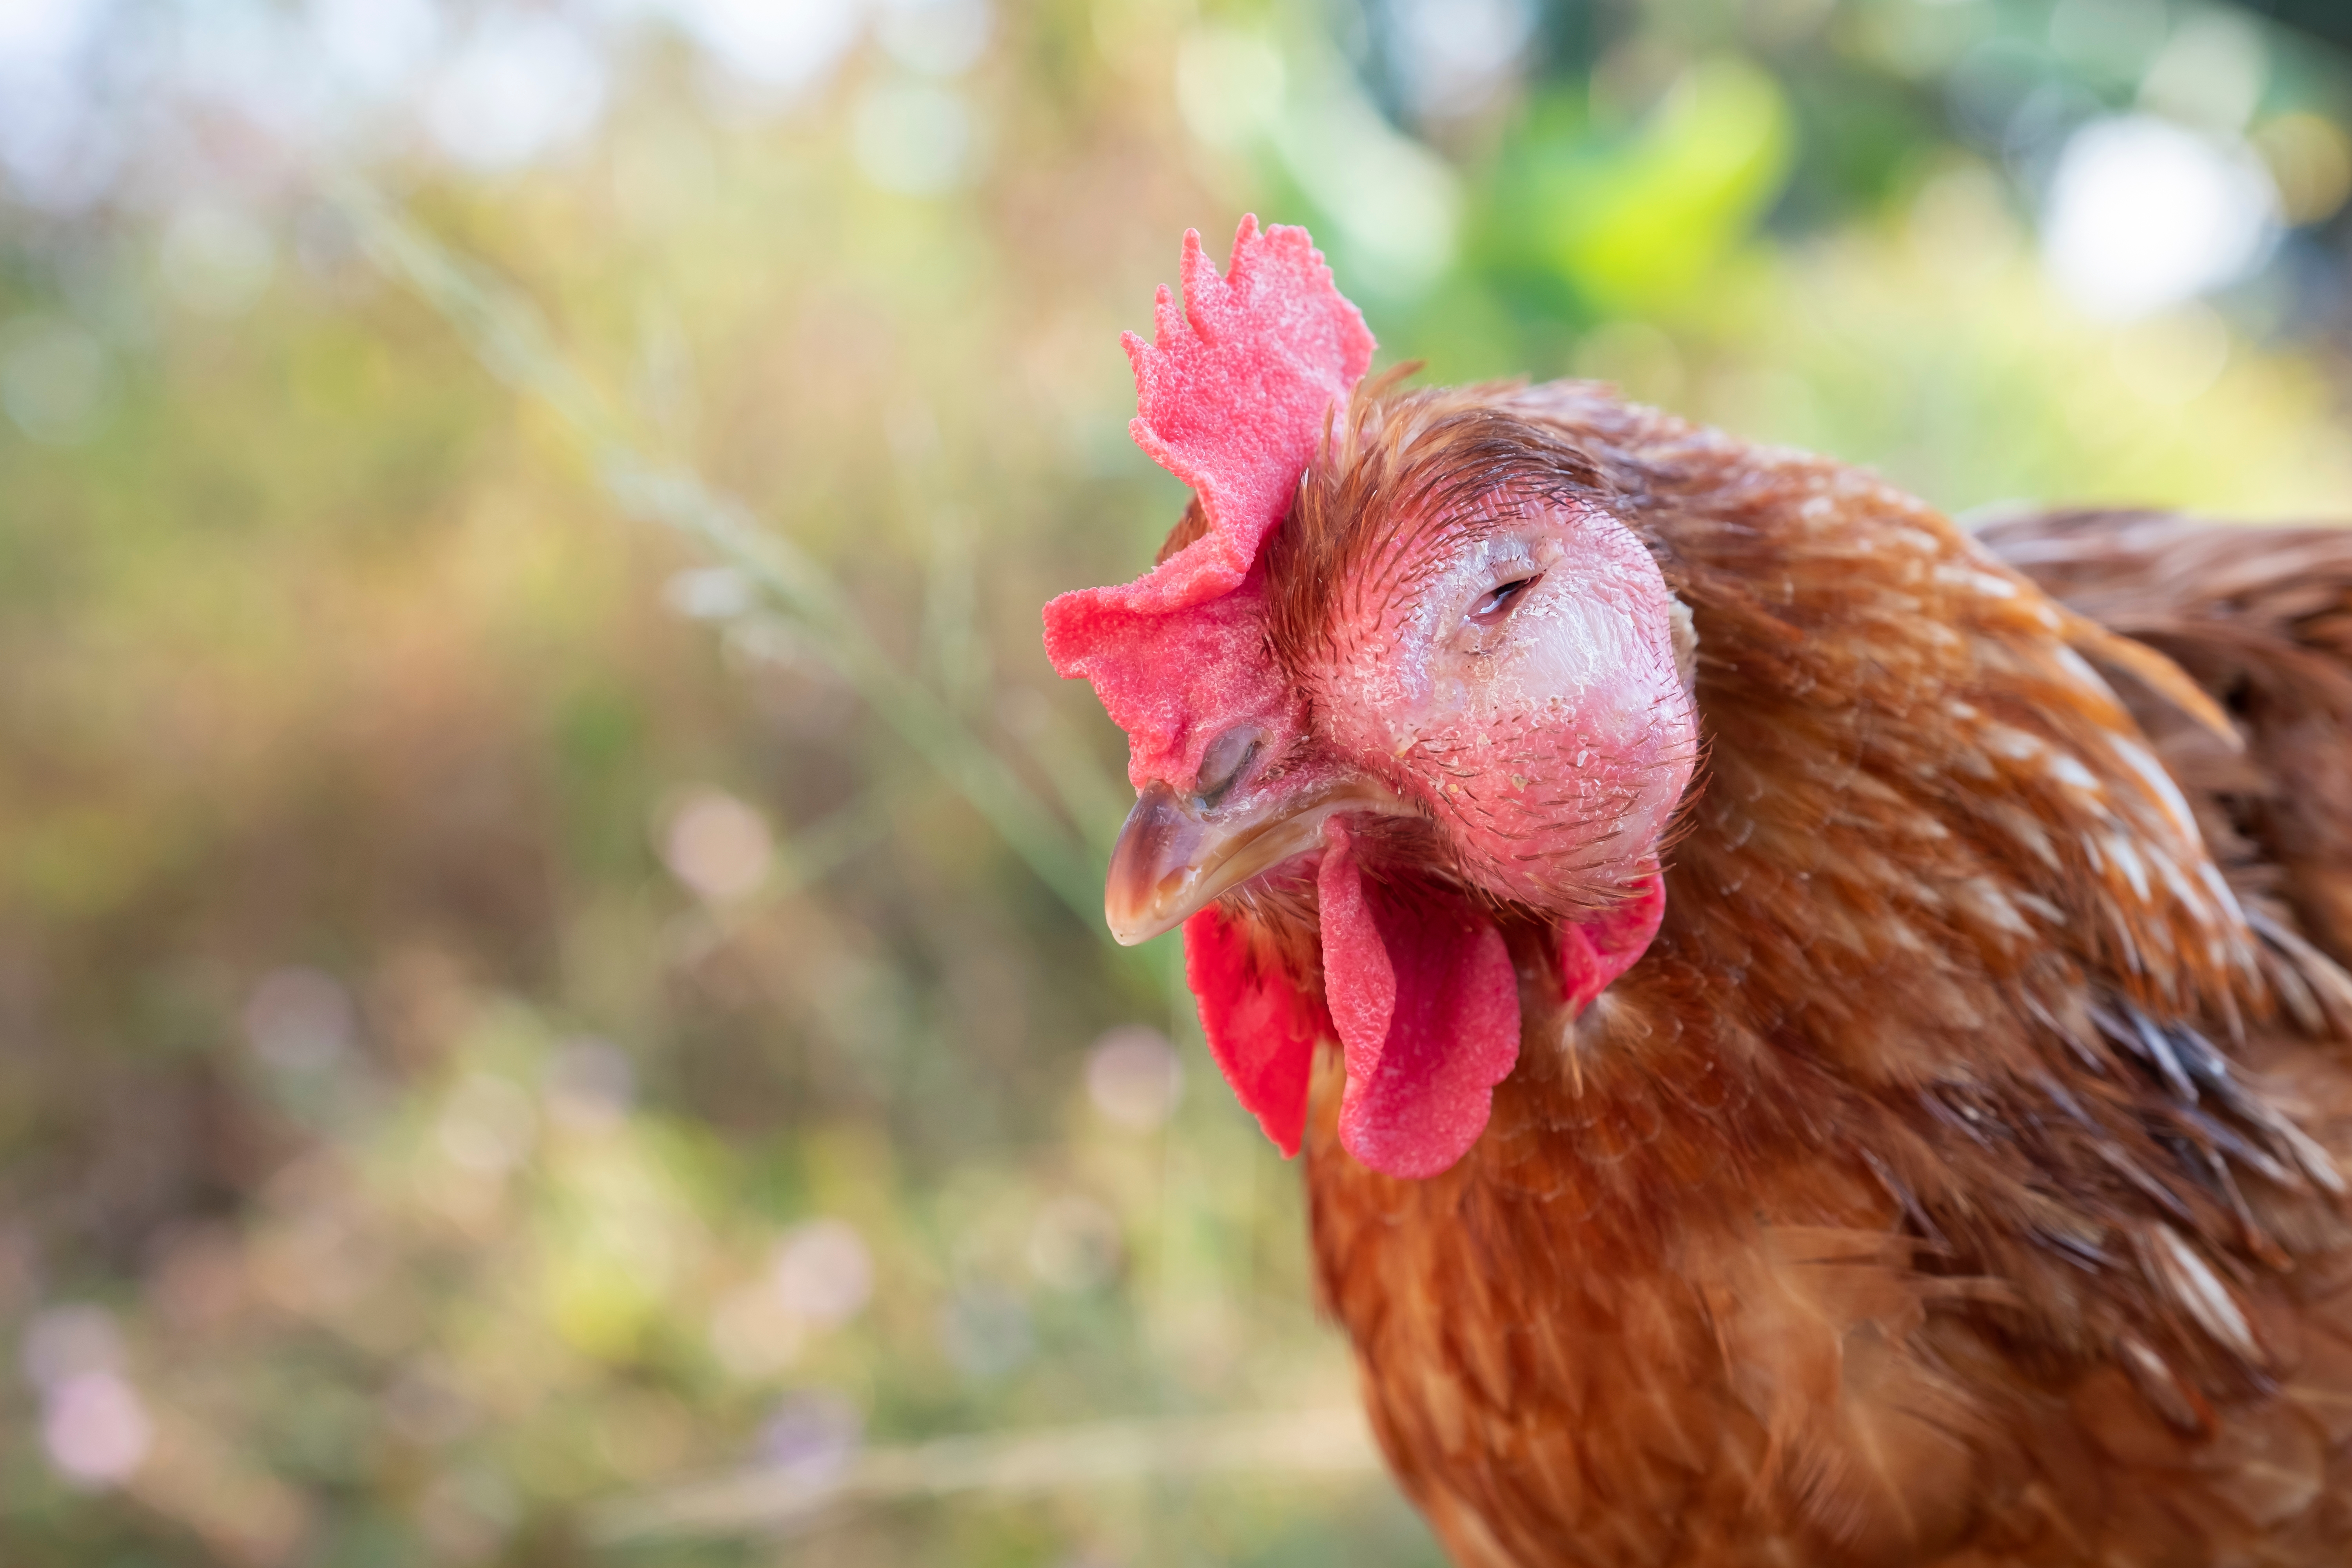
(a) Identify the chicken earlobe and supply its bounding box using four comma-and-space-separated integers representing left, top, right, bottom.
1557, 867, 1666, 1015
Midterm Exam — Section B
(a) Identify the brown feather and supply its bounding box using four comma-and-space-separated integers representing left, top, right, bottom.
1981, 508, 2352, 975
1201, 387, 2352, 1566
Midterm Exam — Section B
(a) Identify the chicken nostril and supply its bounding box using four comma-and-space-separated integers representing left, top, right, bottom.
1193, 725, 1264, 810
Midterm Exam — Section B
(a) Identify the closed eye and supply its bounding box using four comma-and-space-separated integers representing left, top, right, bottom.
1468, 573, 1541, 627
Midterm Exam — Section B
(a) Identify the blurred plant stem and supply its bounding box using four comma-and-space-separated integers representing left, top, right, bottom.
330, 180, 1135, 963
584, 1406, 1379, 1546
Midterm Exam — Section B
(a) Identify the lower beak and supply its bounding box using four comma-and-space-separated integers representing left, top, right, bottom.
1103, 779, 1414, 945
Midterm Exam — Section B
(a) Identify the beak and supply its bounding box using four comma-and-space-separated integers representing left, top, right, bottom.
1103, 778, 1414, 946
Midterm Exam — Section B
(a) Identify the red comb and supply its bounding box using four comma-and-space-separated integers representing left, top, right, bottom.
1043, 217, 1373, 785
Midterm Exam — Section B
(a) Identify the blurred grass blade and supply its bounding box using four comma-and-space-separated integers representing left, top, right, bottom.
585, 1407, 1381, 1546
330, 179, 1109, 934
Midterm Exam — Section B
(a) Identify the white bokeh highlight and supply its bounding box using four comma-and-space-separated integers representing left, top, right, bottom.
1384, 0, 1536, 120
661, 788, 775, 903
669, 0, 864, 95
771, 1220, 873, 1327
1084, 1025, 1183, 1131
2041, 115, 2281, 321
425, 10, 608, 173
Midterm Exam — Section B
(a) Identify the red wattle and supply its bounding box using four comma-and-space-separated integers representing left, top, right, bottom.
1557, 870, 1666, 1015
1316, 820, 1522, 1179
1183, 906, 1327, 1157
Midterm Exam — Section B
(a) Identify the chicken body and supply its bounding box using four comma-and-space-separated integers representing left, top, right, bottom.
1177, 385, 2352, 1566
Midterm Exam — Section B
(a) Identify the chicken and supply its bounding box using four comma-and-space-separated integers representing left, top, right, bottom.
1043, 219, 2352, 1566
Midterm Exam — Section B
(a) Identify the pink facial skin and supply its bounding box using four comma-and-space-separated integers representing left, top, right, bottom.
1179, 497, 1697, 1180
1310, 500, 1699, 916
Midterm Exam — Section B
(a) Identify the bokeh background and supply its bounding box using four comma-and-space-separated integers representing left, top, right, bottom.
2, 0, 2350, 1562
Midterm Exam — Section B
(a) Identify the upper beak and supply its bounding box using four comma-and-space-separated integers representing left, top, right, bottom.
1103, 778, 1414, 945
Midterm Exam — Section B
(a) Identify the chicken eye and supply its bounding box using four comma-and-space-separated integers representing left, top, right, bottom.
1193, 724, 1263, 810
1468, 573, 1541, 627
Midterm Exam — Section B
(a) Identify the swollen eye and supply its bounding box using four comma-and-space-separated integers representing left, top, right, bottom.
1469, 574, 1540, 626
1193, 724, 1263, 809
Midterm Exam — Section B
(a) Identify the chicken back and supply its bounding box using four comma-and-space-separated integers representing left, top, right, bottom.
1044, 221, 2352, 1567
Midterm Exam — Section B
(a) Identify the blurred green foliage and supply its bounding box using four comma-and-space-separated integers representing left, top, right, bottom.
0, 0, 2347, 1564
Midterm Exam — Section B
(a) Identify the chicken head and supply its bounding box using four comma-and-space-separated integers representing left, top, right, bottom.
1046, 222, 1697, 1178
